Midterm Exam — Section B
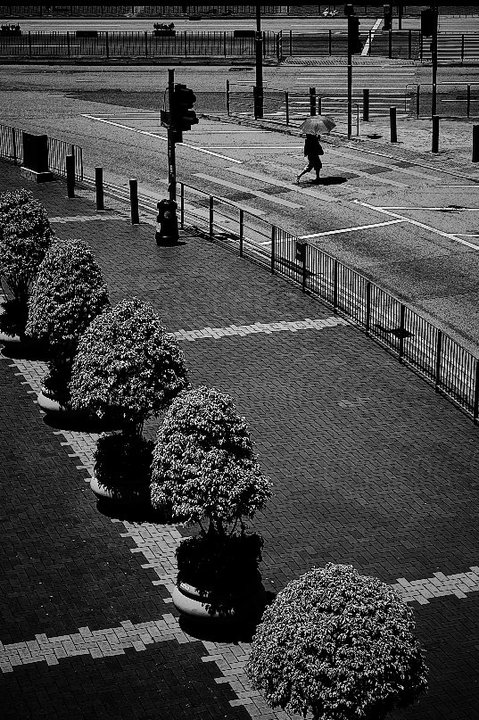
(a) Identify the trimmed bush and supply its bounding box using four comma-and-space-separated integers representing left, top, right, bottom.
247, 563, 428, 720
0, 197, 53, 336
26, 237, 109, 405
70, 297, 189, 431
94, 431, 154, 496
150, 385, 272, 535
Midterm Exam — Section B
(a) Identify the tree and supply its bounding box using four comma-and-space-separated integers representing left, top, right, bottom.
150, 385, 271, 535
0, 196, 54, 337
247, 563, 428, 720
26, 237, 110, 405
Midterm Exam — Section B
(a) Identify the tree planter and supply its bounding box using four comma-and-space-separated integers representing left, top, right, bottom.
172, 579, 265, 624
37, 385, 73, 415
89, 473, 149, 506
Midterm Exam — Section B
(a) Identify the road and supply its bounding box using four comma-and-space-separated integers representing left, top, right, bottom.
1, 63, 479, 355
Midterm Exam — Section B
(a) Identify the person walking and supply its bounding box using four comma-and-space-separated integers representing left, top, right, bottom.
296, 133, 323, 184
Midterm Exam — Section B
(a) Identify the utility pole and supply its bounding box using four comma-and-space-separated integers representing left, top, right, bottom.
254, 1, 263, 119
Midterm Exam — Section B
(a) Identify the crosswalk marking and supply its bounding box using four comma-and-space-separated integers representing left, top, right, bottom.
194, 173, 303, 209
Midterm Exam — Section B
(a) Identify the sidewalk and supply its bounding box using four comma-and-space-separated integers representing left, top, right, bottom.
1, 158, 479, 720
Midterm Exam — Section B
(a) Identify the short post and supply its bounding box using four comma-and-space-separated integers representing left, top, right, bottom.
105, 30, 109, 59
95, 167, 104, 210
66, 154, 75, 198
239, 208, 244, 257
388, 29, 392, 59
473, 125, 479, 163
356, 104, 360, 135
309, 87, 316, 116
226, 79, 230, 115
368, 28, 372, 55
432, 115, 440, 153
408, 28, 412, 59
180, 182, 185, 228
328, 28, 332, 55
144, 30, 148, 57
390, 106, 397, 143
363, 88, 369, 121
317, 96, 322, 114
11, 127, 17, 165
416, 84, 420, 117
209, 195, 214, 238
129, 179, 139, 224
285, 91, 289, 125
398, 304, 406, 362
467, 84, 471, 118
67, 30, 70, 56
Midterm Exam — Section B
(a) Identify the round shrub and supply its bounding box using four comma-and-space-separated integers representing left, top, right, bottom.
0, 188, 34, 225
150, 385, 272, 533
70, 297, 189, 429
247, 563, 428, 720
25, 237, 110, 403
94, 431, 154, 495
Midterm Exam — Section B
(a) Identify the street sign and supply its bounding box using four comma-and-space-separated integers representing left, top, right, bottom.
160, 109, 170, 128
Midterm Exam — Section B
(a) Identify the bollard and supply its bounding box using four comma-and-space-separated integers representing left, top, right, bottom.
309, 87, 316, 116
317, 96, 322, 115
432, 115, 440, 153
363, 88, 369, 121
95, 167, 104, 211
356, 104, 360, 136
390, 107, 397, 143
66, 154, 75, 198
473, 126, 479, 163
129, 179, 139, 225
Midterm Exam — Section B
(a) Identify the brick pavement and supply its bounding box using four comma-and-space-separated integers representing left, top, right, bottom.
1, 160, 479, 719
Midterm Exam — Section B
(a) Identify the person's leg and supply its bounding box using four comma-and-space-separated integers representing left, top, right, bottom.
296, 163, 311, 183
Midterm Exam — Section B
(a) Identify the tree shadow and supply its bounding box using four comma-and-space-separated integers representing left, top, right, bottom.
1, 339, 49, 361
95, 495, 173, 524
42, 411, 124, 433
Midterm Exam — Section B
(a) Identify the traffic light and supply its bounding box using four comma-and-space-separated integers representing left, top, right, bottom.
348, 15, 362, 54
421, 8, 435, 37
383, 4, 392, 31
171, 83, 198, 133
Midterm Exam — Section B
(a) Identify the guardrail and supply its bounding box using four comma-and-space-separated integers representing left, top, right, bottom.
0, 123, 83, 180
82, 172, 479, 423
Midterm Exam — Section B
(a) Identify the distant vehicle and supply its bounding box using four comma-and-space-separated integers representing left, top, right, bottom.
153, 22, 175, 31
322, 10, 339, 17
0, 23, 21, 36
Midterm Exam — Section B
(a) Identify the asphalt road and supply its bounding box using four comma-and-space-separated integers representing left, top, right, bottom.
2, 63, 479, 355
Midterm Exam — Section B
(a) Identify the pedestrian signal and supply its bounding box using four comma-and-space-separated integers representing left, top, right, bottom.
172, 84, 198, 133
383, 4, 392, 31
421, 8, 435, 37
348, 15, 362, 54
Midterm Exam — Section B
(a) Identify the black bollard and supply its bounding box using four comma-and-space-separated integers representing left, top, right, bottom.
390, 107, 397, 143
473, 126, 479, 163
95, 167, 104, 211
363, 89, 369, 121
66, 154, 75, 198
129, 179, 139, 225
432, 115, 440, 153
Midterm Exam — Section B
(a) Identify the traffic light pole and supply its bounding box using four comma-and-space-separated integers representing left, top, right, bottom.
431, 2, 438, 117
167, 68, 177, 202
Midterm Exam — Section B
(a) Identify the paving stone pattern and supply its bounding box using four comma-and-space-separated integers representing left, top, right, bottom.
1, 162, 479, 720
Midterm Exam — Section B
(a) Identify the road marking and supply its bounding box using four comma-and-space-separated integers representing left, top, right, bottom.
81, 114, 243, 164
204, 145, 300, 150
298, 218, 405, 239
173, 316, 349, 341
229, 166, 335, 201
327, 147, 437, 182
194, 173, 303, 208
379, 207, 479, 211
362, 17, 382, 55
355, 200, 479, 250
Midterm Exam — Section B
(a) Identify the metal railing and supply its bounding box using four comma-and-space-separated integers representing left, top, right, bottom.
0, 123, 83, 180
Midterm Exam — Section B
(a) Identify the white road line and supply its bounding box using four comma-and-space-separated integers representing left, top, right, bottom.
379, 207, 479, 211
298, 218, 405, 239
81, 114, 243, 164
362, 17, 382, 55
229, 166, 335, 202
194, 173, 303, 209
327, 147, 437, 182
204, 145, 300, 150
355, 200, 479, 250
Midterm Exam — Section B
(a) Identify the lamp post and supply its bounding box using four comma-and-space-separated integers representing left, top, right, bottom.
254, 1, 263, 119
431, 1, 438, 117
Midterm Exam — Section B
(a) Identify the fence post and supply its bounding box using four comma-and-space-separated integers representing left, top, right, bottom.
388, 29, 392, 59
209, 195, 214, 238
309, 87, 316, 116
474, 358, 479, 422
66, 155, 75, 198
333, 259, 338, 312
184, 30, 187, 57
368, 28, 372, 55
226, 79, 230, 115
467, 84, 471, 118
105, 31, 109, 59
472, 125, 479, 162
224, 30, 227, 57
67, 30, 70, 56
28, 30, 32, 57
432, 115, 440, 153
317, 96, 322, 114
180, 182, 184, 228
11, 127, 17, 165
289, 29, 292, 57
398, 304, 405, 362
95, 167, 104, 210
420, 33, 423, 61
416, 84, 420, 117
271, 226, 276, 274
461, 33, 465, 63
144, 30, 148, 57
390, 106, 397, 143
302, 244, 307, 292
435, 330, 442, 391
328, 28, 332, 55
129, 179, 139, 224
285, 91, 289, 125
365, 281, 371, 334
408, 28, 411, 59
239, 208, 244, 257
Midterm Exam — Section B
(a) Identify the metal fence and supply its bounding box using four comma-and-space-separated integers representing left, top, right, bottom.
0, 123, 83, 180
175, 180, 479, 422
